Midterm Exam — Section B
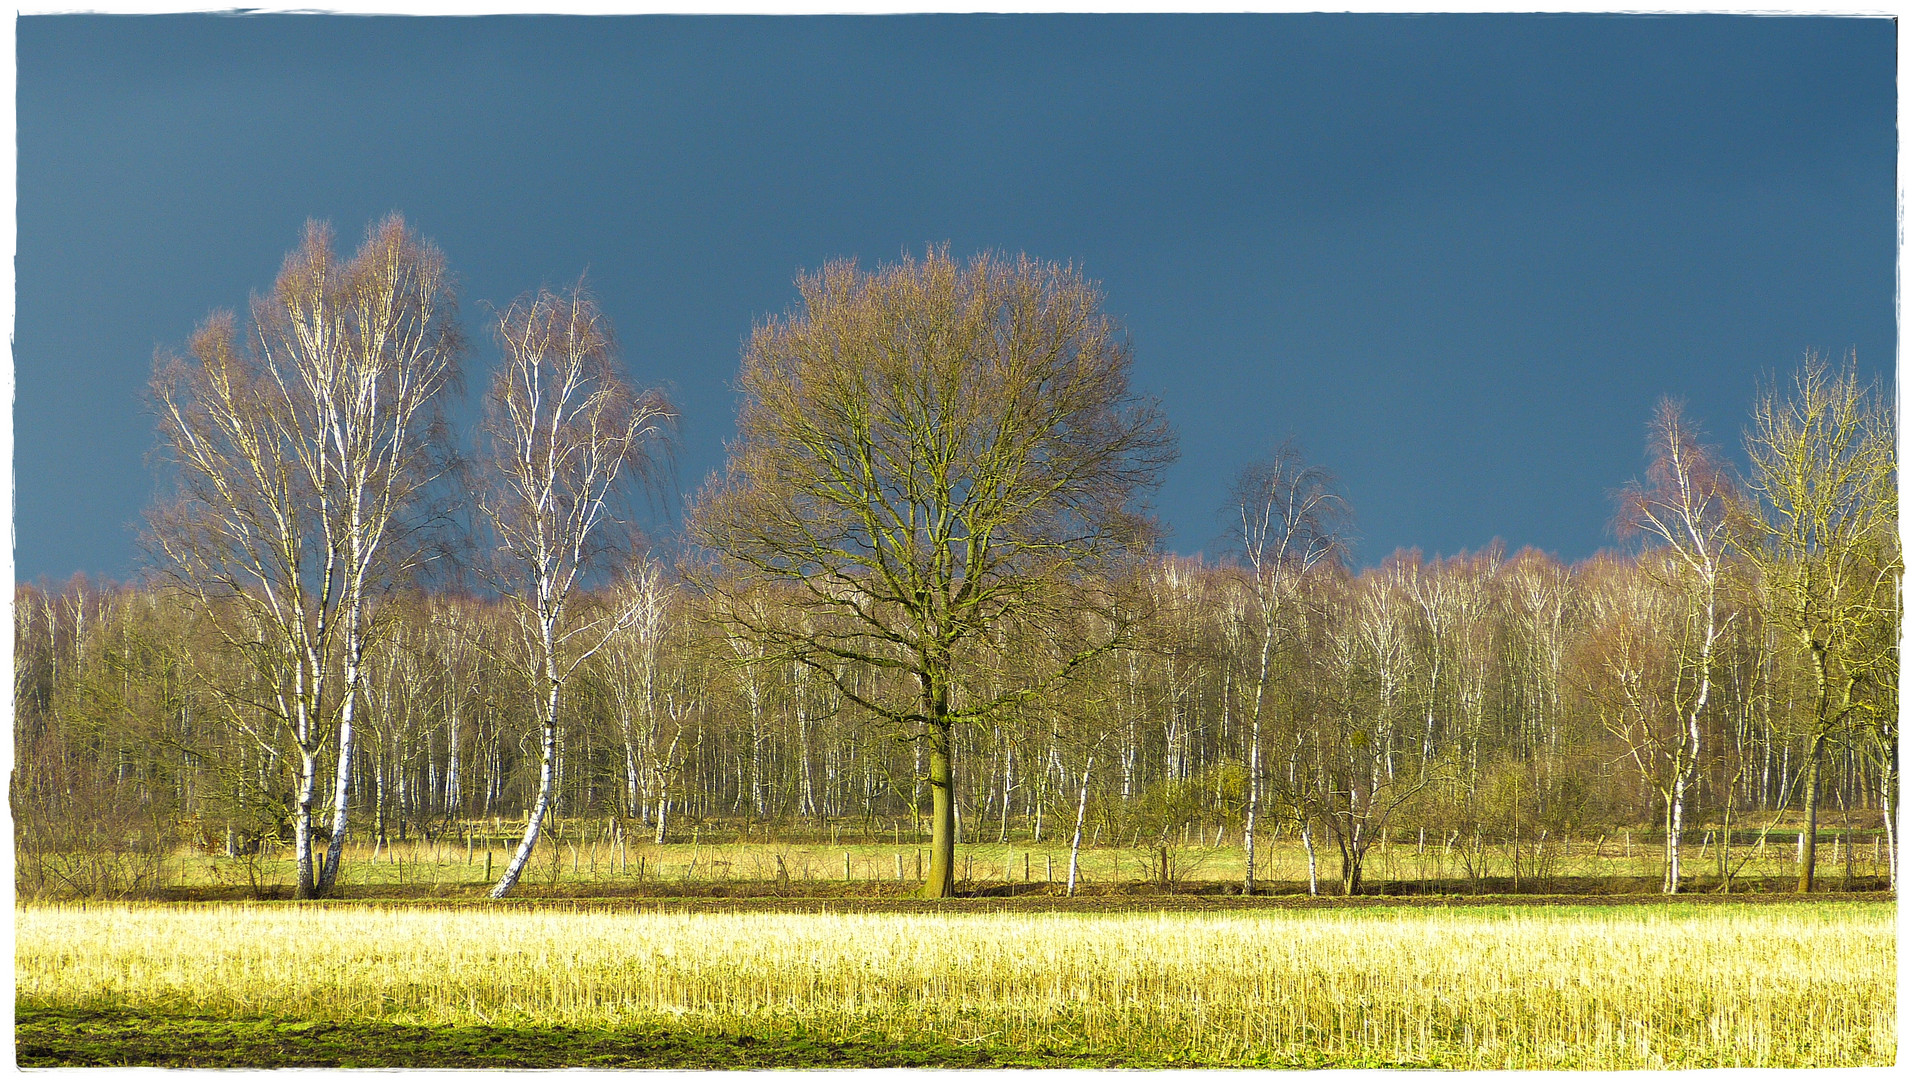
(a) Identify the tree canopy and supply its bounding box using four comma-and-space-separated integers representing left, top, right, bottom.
691, 247, 1176, 895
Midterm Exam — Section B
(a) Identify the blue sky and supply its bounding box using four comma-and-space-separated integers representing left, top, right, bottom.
12, 13, 1897, 583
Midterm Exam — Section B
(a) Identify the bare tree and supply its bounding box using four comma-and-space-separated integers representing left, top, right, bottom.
149, 216, 460, 898
1740, 353, 1898, 891
478, 284, 674, 898
598, 559, 675, 823
426, 596, 483, 821
1227, 441, 1347, 894
1574, 553, 1702, 880
1615, 399, 1738, 893
1315, 566, 1436, 895
690, 248, 1175, 898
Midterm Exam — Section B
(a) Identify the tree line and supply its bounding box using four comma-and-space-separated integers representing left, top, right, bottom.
11, 220, 1899, 900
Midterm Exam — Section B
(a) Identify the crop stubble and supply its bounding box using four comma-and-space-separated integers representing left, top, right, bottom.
14, 901, 1894, 1068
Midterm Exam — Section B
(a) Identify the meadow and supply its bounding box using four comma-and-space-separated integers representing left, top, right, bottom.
16, 899, 1895, 1068
70, 819, 1894, 901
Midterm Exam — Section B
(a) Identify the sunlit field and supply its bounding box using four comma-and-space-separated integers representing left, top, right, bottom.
62, 820, 1892, 900
17, 901, 1894, 1068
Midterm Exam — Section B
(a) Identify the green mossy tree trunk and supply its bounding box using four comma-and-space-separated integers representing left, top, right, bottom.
922, 716, 956, 898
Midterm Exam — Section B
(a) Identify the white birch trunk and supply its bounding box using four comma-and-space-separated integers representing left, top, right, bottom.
493, 613, 563, 898
1302, 817, 1318, 896
317, 634, 362, 895
294, 748, 320, 897
1067, 756, 1093, 897
1244, 623, 1270, 896
1881, 771, 1897, 890
445, 693, 462, 818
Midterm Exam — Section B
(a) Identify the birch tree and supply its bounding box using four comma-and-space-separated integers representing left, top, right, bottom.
427, 596, 483, 820
479, 284, 674, 898
598, 559, 674, 821
1228, 442, 1346, 894
1615, 399, 1738, 892
149, 216, 460, 898
1316, 566, 1434, 894
1574, 554, 1700, 881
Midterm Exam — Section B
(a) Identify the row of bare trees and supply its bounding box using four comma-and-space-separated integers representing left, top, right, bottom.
10, 229, 1898, 902
12, 510, 1895, 899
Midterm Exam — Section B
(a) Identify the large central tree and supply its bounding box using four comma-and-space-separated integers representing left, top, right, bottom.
690, 248, 1175, 897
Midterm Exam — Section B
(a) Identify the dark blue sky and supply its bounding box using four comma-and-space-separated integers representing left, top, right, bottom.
13, 14, 1897, 583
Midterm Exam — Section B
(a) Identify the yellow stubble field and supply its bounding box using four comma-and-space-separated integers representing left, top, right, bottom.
15, 900, 1895, 1068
